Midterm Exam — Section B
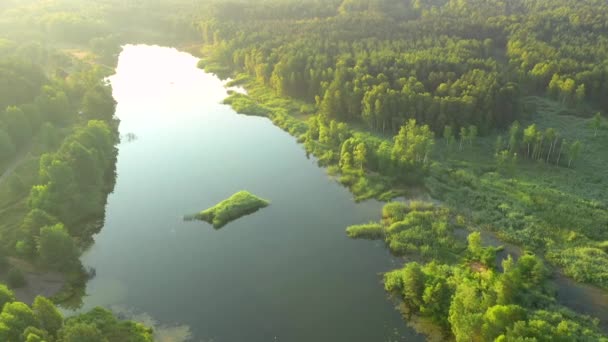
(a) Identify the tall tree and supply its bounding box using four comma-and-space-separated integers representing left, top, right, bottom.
567, 140, 582, 167
353, 142, 367, 170
508, 121, 520, 153
544, 128, 556, 163
523, 124, 537, 158
556, 138, 566, 166
459, 127, 467, 151
592, 112, 602, 137
443, 125, 454, 149
468, 125, 478, 146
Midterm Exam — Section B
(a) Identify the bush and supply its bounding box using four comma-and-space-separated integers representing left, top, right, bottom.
7, 268, 26, 288
346, 223, 384, 239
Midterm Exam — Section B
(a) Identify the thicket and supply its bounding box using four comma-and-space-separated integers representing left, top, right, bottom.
350, 201, 607, 340
0, 284, 152, 341
0, 8, 120, 300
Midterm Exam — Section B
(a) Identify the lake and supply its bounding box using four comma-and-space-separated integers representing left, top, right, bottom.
76, 45, 423, 342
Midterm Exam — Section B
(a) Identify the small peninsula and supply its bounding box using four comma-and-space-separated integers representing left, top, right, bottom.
186, 191, 270, 228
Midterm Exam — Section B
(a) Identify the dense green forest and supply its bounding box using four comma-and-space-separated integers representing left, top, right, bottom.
192, 0, 608, 339
0, 284, 152, 341
0, 0, 132, 316
0, 0, 607, 341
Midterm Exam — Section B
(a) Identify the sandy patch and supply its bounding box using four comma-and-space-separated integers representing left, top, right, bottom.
2, 257, 66, 305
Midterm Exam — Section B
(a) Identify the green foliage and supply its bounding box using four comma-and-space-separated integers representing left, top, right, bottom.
0, 302, 39, 341
59, 322, 106, 342
37, 224, 79, 271
345, 222, 383, 239
467, 232, 500, 268
82, 85, 116, 122
349, 201, 461, 260
32, 296, 63, 337
28, 120, 117, 230
548, 247, 608, 287
0, 284, 15, 309
391, 119, 434, 170
223, 93, 270, 117
427, 100, 608, 289
188, 191, 270, 228
62, 307, 152, 342
0, 286, 151, 342
0, 35, 119, 278
384, 254, 606, 341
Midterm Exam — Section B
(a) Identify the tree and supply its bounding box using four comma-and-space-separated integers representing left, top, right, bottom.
523, 124, 537, 158
495, 150, 516, 174
32, 296, 63, 337
37, 224, 79, 271
575, 84, 585, 105
20, 209, 58, 238
353, 142, 367, 170
495, 136, 505, 154
339, 151, 352, 170
533, 131, 545, 161
400, 263, 426, 310
82, 86, 116, 121
481, 305, 526, 341
567, 140, 582, 167
468, 125, 478, 146
556, 138, 566, 166
59, 323, 107, 342
508, 121, 520, 153
459, 126, 467, 151
0, 284, 15, 309
3, 106, 32, 148
449, 280, 484, 341
420, 277, 452, 329
443, 126, 454, 148
544, 128, 556, 163
467, 232, 483, 257
0, 302, 40, 342
23, 327, 47, 342
592, 112, 602, 137
391, 119, 434, 168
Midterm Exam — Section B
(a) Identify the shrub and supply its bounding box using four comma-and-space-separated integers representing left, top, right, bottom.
346, 223, 384, 239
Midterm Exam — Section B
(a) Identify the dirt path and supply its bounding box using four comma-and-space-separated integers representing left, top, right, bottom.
2, 258, 66, 305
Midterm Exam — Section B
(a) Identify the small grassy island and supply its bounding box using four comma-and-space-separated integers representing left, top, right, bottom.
186, 191, 270, 229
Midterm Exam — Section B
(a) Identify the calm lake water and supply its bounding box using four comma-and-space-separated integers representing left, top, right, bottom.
76, 45, 423, 342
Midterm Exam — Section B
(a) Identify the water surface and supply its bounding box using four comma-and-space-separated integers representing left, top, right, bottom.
78, 45, 422, 342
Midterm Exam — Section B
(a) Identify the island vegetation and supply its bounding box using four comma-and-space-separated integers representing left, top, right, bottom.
185, 191, 270, 229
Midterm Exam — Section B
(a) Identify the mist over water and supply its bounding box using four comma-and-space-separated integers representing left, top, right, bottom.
77, 45, 422, 342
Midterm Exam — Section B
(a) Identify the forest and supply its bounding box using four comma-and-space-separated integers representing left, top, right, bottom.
194, 0, 608, 339
0, 0, 606, 341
